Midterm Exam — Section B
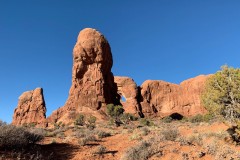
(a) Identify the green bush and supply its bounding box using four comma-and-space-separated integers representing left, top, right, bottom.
139, 118, 154, 126
121, 113, 138, 123
54, 123, 60, 129
87, 115, 97, 124
161, 116, 173, 123
106, 104, 124, 117
86, 123, 96, 130
188, 114, 214, 123
106, 104, 115, 117
160, 128, 179, 141
98, 131, 111, 138
75, 114, 85, 126
202, 65, 240, 123
189, 114, 204, 123
78, 135, 96, 146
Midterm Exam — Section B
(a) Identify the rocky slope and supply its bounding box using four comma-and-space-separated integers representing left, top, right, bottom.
12, 88, 47, 127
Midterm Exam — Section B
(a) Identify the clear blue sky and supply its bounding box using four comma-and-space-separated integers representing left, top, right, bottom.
1, 1, 240, 123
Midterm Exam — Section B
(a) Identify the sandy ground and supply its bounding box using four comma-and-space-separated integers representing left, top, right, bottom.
37, 120, 240, 160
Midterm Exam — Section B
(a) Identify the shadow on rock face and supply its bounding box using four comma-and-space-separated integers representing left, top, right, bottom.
169, 113, 184, 120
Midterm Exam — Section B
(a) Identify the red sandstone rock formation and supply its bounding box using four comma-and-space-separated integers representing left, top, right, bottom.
114, 76, 140, 115
140, 75, 209, 118
11, 28, 211, 125
12, 88, 47, 127
48, 28, 118, 123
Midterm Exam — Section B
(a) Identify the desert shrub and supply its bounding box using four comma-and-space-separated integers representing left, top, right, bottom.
106, 104, 124, 117
87, 115, 96, 124
56, 132, 65, 139
130, 133, 142, 141
93, 145, 107, 156
187, 134, 203, 146
22, 122, 37, 128
139, 118, 154, 126
73, 129, 86, 138
214, 145, 235, 160
121, 141, 151, 160
78, 135, 96, 146
181, 152, 189, 160
0, 125, 28, 149
122, 136, 167, 160
204, 131, 229, 140
203, 140, 219, 155
61, 123, 66, 128
86, 123, 96, 130
216, 149, 240, 160
161, 116, 173, 123
140, 127, 150, 136
106, 104, 115, 117
176, 136, 191, 146
63, 136, 72, 143
86, 115, 96, 130
75, 114, 85, 126
189, 114, 204, 123
49, 128, 65, 137
188, 114, 214, 123
28, 122, 36, 128
53, 123, 60, 129
121, 113, 138, 123
0, 124, 44, 149
202, 65, 240, 123
160, 128, 179, 141
97, 131, 111, 139
26, 128, 45, 144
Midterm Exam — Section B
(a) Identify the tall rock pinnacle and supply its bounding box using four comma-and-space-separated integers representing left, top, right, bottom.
48, 28, 119, 123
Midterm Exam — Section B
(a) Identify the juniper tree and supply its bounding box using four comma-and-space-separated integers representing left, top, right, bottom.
202, 65, 240, 123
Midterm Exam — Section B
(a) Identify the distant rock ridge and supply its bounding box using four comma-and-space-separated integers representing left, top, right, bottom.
12, 88, 47, 127
12, 28, 210, 127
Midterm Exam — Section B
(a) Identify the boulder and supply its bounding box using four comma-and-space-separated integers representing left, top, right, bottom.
12, 88, 47, 127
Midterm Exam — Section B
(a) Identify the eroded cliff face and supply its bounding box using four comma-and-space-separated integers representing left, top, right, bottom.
12, 88, 47, 127
140, 75, 209, 118
48, 28, 119, 123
